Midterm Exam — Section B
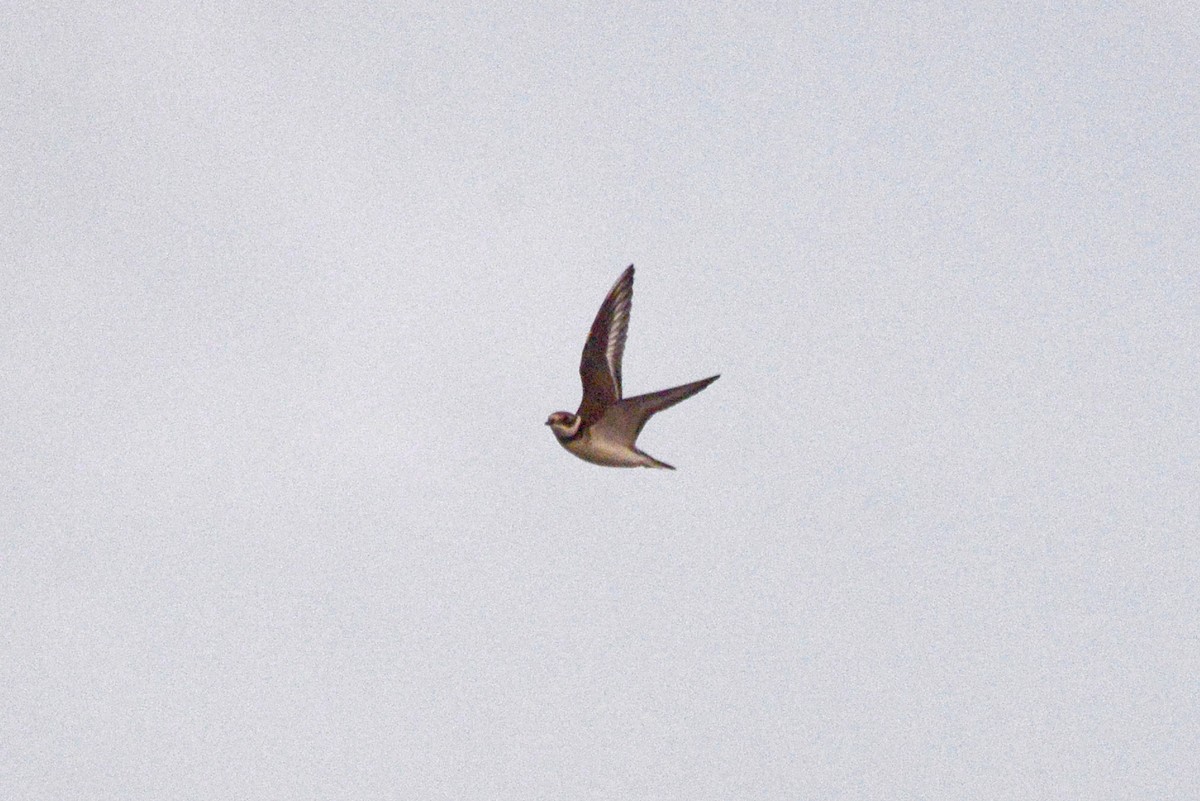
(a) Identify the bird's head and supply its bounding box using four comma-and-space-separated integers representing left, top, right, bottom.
545, 411, 581, 439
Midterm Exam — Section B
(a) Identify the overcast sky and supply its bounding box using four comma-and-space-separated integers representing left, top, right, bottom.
3, 4, 1198, 799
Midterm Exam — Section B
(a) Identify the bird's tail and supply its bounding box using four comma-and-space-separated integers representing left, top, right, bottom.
636, 450, 676, 470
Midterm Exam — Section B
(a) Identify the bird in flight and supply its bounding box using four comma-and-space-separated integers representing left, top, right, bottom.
545, 265, 719, 469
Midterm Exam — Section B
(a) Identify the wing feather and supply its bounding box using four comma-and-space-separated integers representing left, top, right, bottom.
577, 265, 634, 424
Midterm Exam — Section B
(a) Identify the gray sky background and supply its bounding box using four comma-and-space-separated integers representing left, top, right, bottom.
3, 4, 1198, 799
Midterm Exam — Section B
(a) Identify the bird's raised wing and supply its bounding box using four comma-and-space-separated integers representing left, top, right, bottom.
576, 265, 633, 425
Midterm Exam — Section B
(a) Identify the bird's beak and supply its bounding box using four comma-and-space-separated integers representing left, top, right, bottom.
543, 420, 551, 426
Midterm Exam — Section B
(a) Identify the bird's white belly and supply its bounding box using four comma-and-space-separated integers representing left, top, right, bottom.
563, 429, 650, 467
